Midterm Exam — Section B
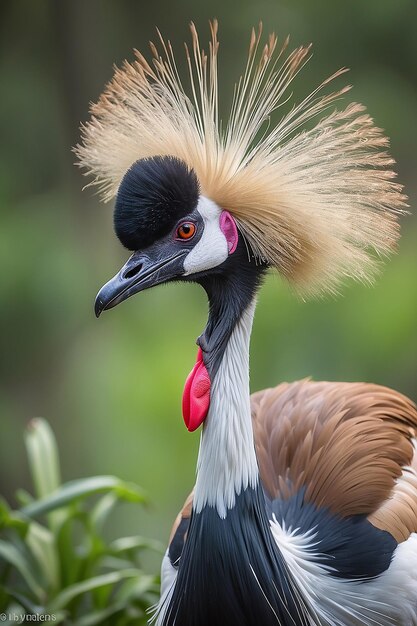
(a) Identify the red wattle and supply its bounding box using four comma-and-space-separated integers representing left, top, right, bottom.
182, 348, 211, 432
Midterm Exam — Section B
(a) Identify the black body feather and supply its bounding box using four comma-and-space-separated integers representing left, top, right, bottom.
267, 489, 397, 580
164, 484, 308, 626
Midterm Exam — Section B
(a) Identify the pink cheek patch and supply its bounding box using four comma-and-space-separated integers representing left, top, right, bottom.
182, 348, 211, 432
219, 211, 238, 254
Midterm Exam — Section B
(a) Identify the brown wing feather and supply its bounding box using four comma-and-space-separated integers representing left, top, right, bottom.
252, 380, 417, 529
368, 440, 417, 541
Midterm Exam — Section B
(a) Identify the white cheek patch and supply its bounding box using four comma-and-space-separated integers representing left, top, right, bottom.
183, 197, 230, 275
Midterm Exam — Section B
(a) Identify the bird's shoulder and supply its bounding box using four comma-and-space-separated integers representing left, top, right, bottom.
252, 378, 417, 541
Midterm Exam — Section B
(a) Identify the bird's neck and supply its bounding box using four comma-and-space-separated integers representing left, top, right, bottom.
193, 276, 260, 518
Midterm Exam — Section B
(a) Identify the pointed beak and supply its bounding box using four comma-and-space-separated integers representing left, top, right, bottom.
94, 249, 187, 317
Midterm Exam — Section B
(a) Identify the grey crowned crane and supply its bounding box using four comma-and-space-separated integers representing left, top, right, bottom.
77, 22, 417, 626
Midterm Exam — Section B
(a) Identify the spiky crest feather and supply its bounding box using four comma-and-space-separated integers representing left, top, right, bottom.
76, 21, 407, 295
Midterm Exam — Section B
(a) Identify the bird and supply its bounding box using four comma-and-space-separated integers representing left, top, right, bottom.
76, 21, 417, 626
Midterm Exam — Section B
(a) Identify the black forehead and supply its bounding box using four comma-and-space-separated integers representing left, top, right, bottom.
114, 156, 200, 250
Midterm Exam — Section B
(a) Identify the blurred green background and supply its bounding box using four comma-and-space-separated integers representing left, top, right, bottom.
1, 0, 416, 572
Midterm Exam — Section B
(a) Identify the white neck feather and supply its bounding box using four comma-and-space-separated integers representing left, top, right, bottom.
193, 299, 259, 518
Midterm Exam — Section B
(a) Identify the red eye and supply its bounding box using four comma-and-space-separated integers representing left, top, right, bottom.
176, 222, 196, 240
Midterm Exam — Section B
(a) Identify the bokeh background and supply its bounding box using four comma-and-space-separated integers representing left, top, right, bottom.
1, 0, 416, 572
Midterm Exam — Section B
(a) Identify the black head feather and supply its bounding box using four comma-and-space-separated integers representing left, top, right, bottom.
114, 156, 200, 250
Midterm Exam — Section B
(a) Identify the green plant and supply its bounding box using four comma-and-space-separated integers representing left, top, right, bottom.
0, 419, 162, 625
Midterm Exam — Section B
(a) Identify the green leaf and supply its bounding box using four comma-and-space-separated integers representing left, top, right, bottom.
26, 522, 59, 591
0, 540, 45, 601
55, 514, 84, 589
56, 511, 102, 590
24, 419, 65, 532
21, 476, 146, 519
15, 489, 34, 507
114, 573, 158, 604
48, 569, 139, 612
90, 493, 118, 535
24, 419, 61, 498
99, 555, 137, 571
113, 485, 148, 504
0, 499, 28, 535
110, 536, 164, 555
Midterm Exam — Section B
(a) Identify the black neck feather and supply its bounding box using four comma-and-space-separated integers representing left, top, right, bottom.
196, 238, 267, 379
